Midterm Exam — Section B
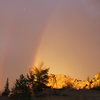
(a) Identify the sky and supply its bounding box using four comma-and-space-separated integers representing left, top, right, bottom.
0, 0, 100, 90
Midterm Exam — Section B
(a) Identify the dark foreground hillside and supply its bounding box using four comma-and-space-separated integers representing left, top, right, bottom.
33, 96, 100, 100
0, 97, 10, 100
0, 96, 100, 100
0, 89, 100, 100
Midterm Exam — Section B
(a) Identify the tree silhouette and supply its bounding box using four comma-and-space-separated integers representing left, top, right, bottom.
27, 71, 35, 96
11, 74, 31, 100
2, 78, 10, 97
27, 62, 49, 94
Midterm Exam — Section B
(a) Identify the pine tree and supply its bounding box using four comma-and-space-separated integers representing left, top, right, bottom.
11, 74, 31, 100
27, 62, 49, 94
2, 78, 10, 97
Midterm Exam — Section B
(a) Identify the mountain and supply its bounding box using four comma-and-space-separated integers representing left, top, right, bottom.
47, 74, 74, 89
47, 73, 100, 90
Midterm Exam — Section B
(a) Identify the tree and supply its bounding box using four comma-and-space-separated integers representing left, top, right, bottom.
11, 74, 31, 100
92, 73, 100, 90
49, 74, 57, 88
27, 62, 49, 94
2, 78, 10, 97
87, 76, 90, 82
86, 76, 92, 89
27, 71, 35, 96
94, 72, 100, 81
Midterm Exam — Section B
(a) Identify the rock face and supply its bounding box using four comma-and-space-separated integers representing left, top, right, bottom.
47, 74, 89, 89
47, 73, 100, 89
47, 74, 74, 89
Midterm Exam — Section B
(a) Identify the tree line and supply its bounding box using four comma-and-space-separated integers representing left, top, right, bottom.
2, 63, 49, 100
1, 63, 100, 100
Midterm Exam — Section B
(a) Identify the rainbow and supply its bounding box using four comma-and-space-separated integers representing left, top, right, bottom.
32, 1, 60, 66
